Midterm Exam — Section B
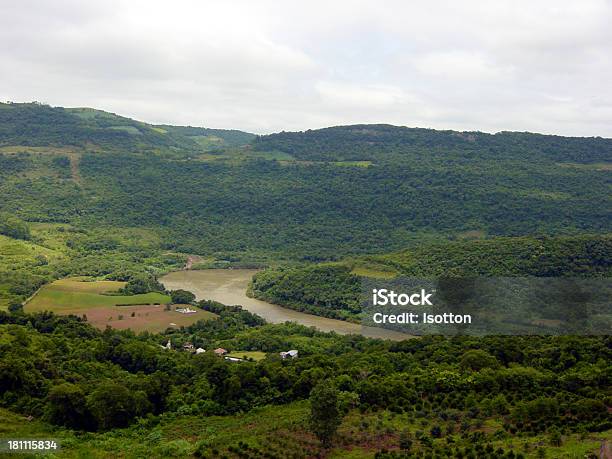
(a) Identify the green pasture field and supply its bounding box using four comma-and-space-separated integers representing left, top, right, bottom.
23, 278, 219, 332
350, 265, 398, 279
331, 160, 373, 167
25, 278, 170, 313
225, 350, 267, 361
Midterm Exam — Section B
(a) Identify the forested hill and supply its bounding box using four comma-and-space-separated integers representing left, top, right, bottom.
250, 234, 612, 321
0, 102, 254, 154
0, 102, 610, 262
254, 124, 612, 163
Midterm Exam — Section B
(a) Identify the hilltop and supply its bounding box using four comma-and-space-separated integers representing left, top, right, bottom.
254, 123, 612, 164
0, 102, 255, 155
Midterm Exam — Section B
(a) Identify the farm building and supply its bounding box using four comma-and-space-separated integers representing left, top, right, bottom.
280, 350, 298, 359
214, 348, 228, 356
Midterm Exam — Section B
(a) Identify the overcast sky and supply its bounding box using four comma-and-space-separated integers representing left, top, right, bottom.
2, 0, 612, 136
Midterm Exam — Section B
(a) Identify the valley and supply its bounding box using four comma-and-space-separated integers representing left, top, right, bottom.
0, 102, 610, 458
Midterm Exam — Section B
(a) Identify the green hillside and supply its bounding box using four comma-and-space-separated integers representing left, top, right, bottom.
0, 102, 254, 155
250, 235, 612, 320
0, 103, 610, 457
158, 124, 256, 149
1, 104, 610, 264
253, 124, 612, 163
0, 312, 609, 458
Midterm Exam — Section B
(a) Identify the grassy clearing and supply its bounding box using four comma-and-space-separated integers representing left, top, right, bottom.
67, 107, 118, 120
0, 234, 68, 310
0, 145, 83, 182
350, 265, 398, 279
249, 150, 295, 161
107, 125, 142, 135
344, 259, 398, 279
26, 278, 170, 313
331, 160, 373, 167
557, 162, 612, 171
193, 153, 224, 161
0, 234, 64, 268
226, 351, 267, 361
190, 134, 224, 149
278, 159, 373, 167
104, 226, 162, 249
457, 229, 487, 240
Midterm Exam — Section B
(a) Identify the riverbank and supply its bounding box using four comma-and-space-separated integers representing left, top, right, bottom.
160, 269, 412, 340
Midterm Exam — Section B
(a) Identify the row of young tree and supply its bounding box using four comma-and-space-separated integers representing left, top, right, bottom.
0, 308, 608, 442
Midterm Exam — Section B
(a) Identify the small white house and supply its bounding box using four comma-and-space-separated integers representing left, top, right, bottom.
176, 307, 197, 314
280, 350, 298, 359
195, 348, 206, 354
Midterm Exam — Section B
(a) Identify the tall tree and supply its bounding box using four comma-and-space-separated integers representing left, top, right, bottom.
309, 380, 342, 448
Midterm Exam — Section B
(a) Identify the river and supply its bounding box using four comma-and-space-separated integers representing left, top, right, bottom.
160, 269, 412, 341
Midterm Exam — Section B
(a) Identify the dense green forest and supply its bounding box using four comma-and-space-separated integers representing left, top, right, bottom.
249, 235, 612, 320
0, 102, 610, 457
250, 265, 363, 321
253, 124, 612, 164
0, 103, 610, 263
1, 309, 610, 457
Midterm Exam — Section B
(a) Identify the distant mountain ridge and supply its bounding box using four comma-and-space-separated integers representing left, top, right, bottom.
254, 124, 612, 163
0, 102, 255, 154
0, 101, 609, 261
3, 102, 612, 164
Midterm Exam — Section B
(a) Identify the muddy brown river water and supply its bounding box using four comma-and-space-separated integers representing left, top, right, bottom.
160, 269, 412, 341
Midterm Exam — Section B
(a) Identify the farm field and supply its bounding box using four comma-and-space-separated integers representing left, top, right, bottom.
225, 350, 267, 361
79, 304, 217, 332
22, 277, 217, 332
26, 277, 170, 312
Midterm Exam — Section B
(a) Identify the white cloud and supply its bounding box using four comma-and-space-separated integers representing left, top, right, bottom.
1, 0, 611, 136
413, 52, 507, 80
315, 82, 411, 109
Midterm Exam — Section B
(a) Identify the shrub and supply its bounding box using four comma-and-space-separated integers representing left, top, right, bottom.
460, 350, 500, 371
0, 213, 30, 240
